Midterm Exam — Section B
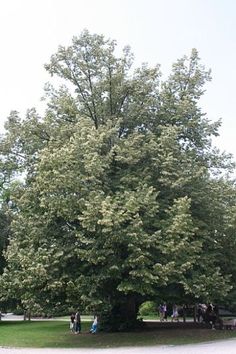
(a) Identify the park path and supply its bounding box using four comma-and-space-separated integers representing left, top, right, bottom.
1, 339, 236, 354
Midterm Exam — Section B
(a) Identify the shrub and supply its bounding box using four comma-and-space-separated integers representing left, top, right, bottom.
139, 301, 157, 316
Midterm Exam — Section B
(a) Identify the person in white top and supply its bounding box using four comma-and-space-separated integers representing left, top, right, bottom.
171, 304, 179, 322
90, 315, 98, 334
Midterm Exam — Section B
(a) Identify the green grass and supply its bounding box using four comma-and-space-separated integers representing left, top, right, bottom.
1, 321, 236, 348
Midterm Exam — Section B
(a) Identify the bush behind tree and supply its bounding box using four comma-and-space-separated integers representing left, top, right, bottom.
139, 301, 157, 317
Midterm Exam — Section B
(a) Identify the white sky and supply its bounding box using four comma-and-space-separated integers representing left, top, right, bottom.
0, 0, 236, 163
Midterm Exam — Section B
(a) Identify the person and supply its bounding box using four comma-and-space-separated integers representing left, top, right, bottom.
163, 303, 168, 321
171, 304, 179, 322
159, 304, 165, 321
70, 313, 75, 332
197, 304, 204, 322
205, 304, 217, 329
75, 309, 81, 334
90, 315, 98, 334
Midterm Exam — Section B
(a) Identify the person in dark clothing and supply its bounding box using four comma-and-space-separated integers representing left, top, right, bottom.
70, 313, 75, 332
204, 304, 217, 329
75, 309, 81, 334
197, 304, 204, 322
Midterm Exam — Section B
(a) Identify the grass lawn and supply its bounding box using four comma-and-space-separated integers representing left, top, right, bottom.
1, 321, 236, 348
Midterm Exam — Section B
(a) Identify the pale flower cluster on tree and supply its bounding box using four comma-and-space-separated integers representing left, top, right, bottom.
0, 30, 235, 330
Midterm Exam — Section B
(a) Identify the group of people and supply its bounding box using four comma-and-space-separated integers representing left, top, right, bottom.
159, 303, 180, 322
159, 303, 168, 321
197, 303, 219, 329
70, 303, 219, 333
70, 310, 98, 334
159, 302, 219, 328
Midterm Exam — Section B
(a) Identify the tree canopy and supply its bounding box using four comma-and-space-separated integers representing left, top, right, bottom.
0, 30, 236, 329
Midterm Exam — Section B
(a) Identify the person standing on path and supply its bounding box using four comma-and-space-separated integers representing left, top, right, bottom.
163, 303, 168, 321
171, 304, 179, 322
159, 304, 165, 321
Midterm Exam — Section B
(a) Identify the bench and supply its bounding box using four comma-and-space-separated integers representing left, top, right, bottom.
222, 319, 236, 330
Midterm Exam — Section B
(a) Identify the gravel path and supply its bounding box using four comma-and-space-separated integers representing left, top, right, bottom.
1, 339, 236, 354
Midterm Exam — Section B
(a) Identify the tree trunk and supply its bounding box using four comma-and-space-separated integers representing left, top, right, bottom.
120, 296, 137, 322
101, 294, 142, 331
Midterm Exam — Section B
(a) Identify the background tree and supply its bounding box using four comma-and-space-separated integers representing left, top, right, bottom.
0, 30, 235, 329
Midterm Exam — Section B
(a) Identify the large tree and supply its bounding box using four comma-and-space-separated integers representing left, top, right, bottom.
0, 30, 235, 329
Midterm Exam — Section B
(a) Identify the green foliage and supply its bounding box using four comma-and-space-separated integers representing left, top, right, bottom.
0, 30, 236, 329
139, 301, 157, 316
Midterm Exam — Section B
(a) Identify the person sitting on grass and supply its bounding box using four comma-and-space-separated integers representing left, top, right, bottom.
90, 315, 98, 334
